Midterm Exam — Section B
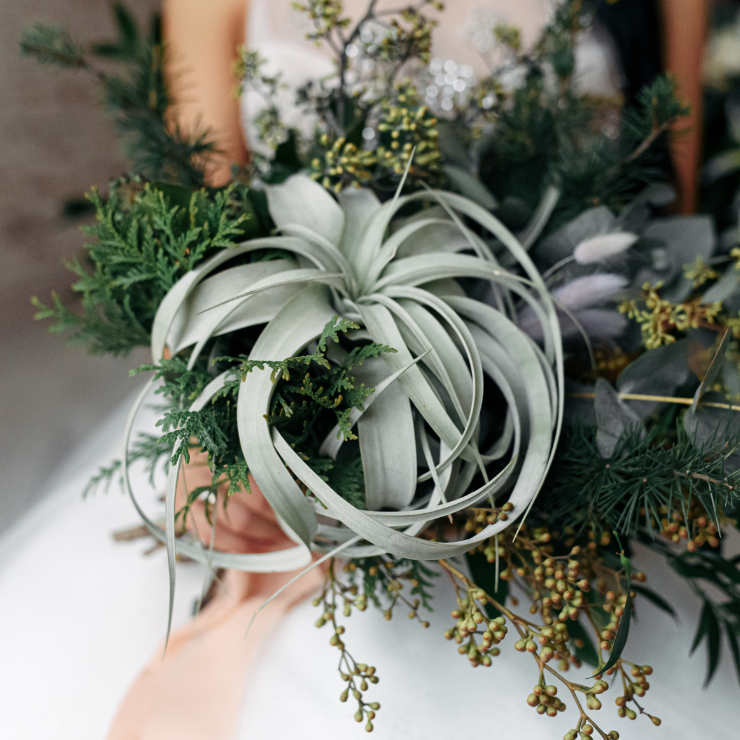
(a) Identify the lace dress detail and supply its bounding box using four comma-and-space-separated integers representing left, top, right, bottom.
241, 0, 621, 154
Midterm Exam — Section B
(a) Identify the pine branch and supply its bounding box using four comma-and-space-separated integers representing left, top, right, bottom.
21, 4, 214, 186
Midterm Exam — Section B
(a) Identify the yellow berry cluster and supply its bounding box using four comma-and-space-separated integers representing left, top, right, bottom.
313, 560, 380, 731
619, 281, 722, 349
527, 681, 568, 718
660, 506, 720, 552
310, 135, 375, 192
376, 81, 441, 179
444, 595, 508, 668
292, 0, 350, 39
610, 662, 660, 726
683, 256, 719, 289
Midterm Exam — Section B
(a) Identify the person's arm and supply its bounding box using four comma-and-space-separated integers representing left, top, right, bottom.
660, 0, 710, 213
163, 0, 249, 185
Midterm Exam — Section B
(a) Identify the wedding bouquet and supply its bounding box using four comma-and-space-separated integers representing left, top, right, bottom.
23, 2, 740, 738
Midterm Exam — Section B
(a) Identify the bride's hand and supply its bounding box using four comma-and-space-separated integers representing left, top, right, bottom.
175, 447, 293, 554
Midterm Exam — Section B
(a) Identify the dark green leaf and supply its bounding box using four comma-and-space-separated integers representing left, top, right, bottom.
466, 551, 509, 619
112, 2, 140, 54
593, 551, 632, 676
273, 129, 302, 170
701, 551, 740, 586
725, 621, 740, 686
703, 603, 722, 686
90, 42, 125, 59
151, 181, 192, 211
631, 584, 676, 619
691, 600, 713, 655
568, 619, 600, 667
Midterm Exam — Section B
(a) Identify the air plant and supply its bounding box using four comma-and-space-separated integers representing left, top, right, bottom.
122, 174, 564, 632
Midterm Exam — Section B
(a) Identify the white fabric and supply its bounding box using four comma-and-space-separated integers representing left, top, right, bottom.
240, 0, 621, 155
0, 391, 738, 739
0, 3, 735, 738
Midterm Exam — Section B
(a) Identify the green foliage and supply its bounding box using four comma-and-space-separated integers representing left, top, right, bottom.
20, 24, 85, 68
21, 3, 213, 186
351, 556, 438, 611
541, 422, 740, 537
121, 317, 396, 513
83, 432, 171, 497
33, 181, 254, 355
305, 443, 366, 510
478, 68, 686, 232
649, 539, 740, 686
233, 316, 395, 444
258, 316, 396, 507
132, 356, 249, 496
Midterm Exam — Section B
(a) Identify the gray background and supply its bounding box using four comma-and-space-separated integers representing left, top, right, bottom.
0, 0, 157, 533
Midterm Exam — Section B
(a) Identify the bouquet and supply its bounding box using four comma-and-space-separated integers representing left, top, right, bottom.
24, 2, 740, 737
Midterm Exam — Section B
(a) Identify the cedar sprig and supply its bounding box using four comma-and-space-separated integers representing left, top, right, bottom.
33, 181, 254, 356
83, 432, 171, 497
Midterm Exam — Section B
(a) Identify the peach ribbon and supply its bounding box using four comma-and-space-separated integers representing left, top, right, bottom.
107, 463, 322, 740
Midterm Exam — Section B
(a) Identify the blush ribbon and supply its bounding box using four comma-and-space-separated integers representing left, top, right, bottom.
107, 459, 323, 740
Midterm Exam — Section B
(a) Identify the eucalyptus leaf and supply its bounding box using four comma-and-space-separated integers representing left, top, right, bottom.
644, 216, 716, 302
594, 378, 644, 458
616, 339, 690, 418
535, 206, 617, 265
702, 266, 740, 304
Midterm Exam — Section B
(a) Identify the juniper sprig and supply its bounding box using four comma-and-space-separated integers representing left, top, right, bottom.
32, 181, 256, 355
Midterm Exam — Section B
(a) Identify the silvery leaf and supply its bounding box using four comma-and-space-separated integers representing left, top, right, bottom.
617, 339, 691, 418
265, 173, 345, 246
337, 186, 381, 260
702, 267, 740, 304
643, 215, 716, 302
594, 378, 644, 458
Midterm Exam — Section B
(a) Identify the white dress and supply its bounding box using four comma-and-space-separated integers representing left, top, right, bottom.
1, 3, 738, 739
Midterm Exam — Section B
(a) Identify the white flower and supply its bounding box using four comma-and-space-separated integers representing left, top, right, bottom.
573, 232, 638, 264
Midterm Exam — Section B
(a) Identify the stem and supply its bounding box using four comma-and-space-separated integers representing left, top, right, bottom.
336, 0, 381, 130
